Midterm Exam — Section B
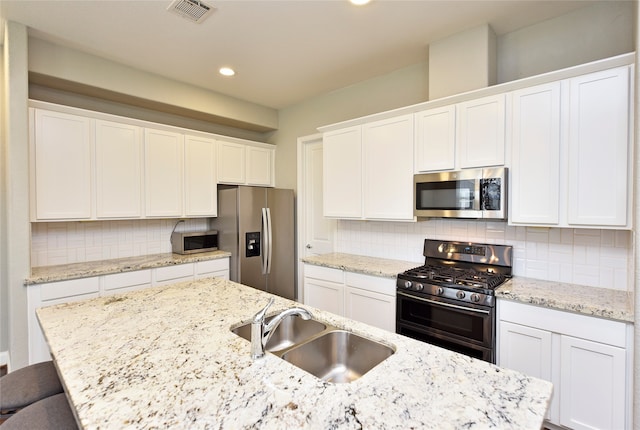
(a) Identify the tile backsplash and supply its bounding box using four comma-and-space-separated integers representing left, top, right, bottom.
31, 218, 633, 292
336, 219, 633, 291
31, 218, 209, 267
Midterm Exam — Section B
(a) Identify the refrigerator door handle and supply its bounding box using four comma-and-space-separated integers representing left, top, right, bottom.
265, 207, 273, 275
261, 208, 268, 274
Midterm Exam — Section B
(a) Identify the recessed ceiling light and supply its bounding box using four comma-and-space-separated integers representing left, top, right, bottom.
219, 67, 235, 77
350, 0, 370, 5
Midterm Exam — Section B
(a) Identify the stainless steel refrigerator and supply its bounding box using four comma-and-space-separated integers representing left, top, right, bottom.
211, 186, 296, 300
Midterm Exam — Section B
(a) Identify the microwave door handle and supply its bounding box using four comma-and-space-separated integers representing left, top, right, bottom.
261, 208, 268, 274
473, 178, 481, 211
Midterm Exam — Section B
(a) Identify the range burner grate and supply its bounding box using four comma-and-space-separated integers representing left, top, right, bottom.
403, 264, 506, 290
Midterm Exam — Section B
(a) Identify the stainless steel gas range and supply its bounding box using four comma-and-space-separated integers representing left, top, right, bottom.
396, 239, 513, 363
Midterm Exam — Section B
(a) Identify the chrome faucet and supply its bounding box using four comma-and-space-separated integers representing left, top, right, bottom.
251, 297, 312, 359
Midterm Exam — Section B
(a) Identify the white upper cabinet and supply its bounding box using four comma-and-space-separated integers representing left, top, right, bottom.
184, 135, 217, 217
510, 66, 632, 229
567, 66, 631, 228
246, 145, 274, 186
217, 140, 274, 186
323, 126, 363, 218
510, 82, 562, 225
144, 128, 184, 217
414, 105, 456, 172
30, 102, 274, 221
323, 115, 414, 221
414, 95, 505, 172
217, 140, 246, 184
31, 109, 92, 220
457, 94, 506, 168
95, 120, 143, 219
363, 114, 414, 220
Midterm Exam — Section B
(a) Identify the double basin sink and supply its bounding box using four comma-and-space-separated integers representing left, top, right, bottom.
231, 314, 395, 383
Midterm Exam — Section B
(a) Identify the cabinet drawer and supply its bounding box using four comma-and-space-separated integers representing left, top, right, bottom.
195, 258, 228, 275
499, 299, 627, 348
155, 263, 194, 282
304, 264, 344, 283
40, 277, 100, 301
345, 272, 395, 296
103, 270, 152, 291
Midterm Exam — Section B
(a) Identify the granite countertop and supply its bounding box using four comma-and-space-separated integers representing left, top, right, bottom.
303, 253, 634, 324
496, 277, 634, 323
37, 278, 552, 429
25, 250, 232, 285
302, 252, 418, 278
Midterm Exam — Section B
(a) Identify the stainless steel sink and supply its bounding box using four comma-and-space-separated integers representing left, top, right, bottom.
231, 315, 395, 383
231, 314, 326, 352
280, 330, 395, 383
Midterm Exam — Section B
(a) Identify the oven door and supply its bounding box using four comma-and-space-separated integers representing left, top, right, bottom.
396, 291, 495, 363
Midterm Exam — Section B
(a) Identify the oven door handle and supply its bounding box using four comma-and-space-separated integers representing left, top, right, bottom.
397, 291, 491, 315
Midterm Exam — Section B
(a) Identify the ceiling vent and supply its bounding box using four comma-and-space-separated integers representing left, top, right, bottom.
167, 0, 215, 23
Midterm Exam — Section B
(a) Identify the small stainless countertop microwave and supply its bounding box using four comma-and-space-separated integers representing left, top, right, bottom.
414, 167, 507, 219
171, 230, 219, 255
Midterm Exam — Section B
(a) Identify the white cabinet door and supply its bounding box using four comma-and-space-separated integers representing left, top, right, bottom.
510, 82, 561, 225
323, 126, 362, 218
95, 120, 143, 219
246, 145, 274, 186
363, 114, 414, 220
414, 105, 456, 172
344, 286, 395, 332
217, 140, 246, 184
144, 128, 184, 217
184, 135, 217, 217
457, 94, 506, 168
560, 335, 626, 430
567, 66, 630, 227
304, 277, 344, 315
498, 321, 555, 421
32, 109, 92, 220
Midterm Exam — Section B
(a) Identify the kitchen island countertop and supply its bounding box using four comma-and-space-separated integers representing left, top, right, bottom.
37, 278, 552, 429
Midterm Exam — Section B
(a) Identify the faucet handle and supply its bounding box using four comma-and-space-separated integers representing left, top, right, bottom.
253, 297, 274, 323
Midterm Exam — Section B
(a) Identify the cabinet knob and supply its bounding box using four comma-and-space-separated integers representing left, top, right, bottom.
306, 244, 312, 249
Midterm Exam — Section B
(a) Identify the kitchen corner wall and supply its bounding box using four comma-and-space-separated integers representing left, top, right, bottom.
336, 219, 633, 292
30, 219, 209, 267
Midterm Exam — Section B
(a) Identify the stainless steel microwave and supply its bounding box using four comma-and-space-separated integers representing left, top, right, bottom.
414, 167, 507, 219
171, 230, 219, 255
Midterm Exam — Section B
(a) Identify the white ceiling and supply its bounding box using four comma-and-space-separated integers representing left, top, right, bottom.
0, 0, 598, 110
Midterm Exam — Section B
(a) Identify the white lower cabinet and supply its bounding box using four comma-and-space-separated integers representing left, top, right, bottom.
27, 258, 229, 364
303, 265, 344, 316
195, 259, 230, 280
303, 264, 395, 332
154, 263, 194, 286
498, 300, 631, 430
27, 277, 101, 364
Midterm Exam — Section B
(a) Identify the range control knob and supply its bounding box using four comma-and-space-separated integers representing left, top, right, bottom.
415, 283, 424, 291
404, 281, 412, 289
456, 290, 466, 299
436, 287, 444, 296
471, 293, 481, 303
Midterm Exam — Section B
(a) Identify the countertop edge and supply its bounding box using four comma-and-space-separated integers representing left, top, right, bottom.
25, 251, 232, 285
